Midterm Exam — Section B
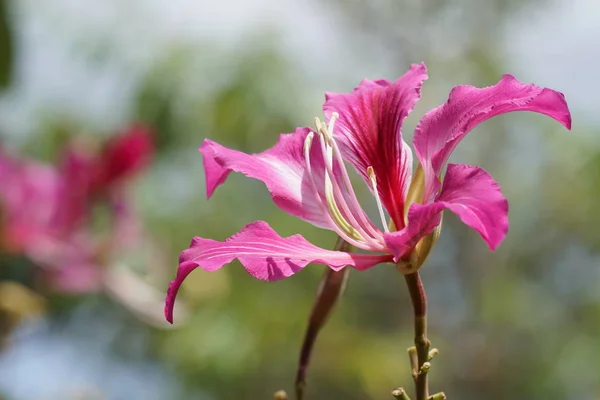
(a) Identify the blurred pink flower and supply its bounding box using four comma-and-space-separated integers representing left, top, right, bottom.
165, 63, 571, 323
0, 124, 154, 294
91, 123, 154, 192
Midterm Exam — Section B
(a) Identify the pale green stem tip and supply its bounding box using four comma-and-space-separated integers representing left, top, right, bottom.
427, 392, 447, 400
392, 387, 412, 400
407, 346, 418, 373
427, 348, 439, 361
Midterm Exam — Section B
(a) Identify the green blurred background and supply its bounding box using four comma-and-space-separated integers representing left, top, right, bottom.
0, 0, 598, 399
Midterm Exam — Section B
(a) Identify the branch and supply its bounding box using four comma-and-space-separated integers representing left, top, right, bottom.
295, 237, 351, 400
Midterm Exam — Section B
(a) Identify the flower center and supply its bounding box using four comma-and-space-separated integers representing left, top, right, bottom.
303, 113, 388, 252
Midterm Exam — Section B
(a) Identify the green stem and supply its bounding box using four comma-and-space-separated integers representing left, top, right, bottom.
404, 272, 430, 400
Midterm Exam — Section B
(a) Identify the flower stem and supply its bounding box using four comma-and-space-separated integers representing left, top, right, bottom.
295, 237, 351, 400
404, 272, 430, 400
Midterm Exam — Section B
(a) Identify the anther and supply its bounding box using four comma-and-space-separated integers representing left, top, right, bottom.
314, 117, 323, 133
327, 112, 339, 139
367, 166, 376, 181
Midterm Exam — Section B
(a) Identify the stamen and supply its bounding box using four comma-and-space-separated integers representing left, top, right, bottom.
317, 133, 383, 249
314, 113, 338, 146
327, 112, 339, 140
327, 132, 384, 241
367, 166, 390, 233
314, 117, 323, 134
303, 131, 368, 250
319, 135, 363, 242
305, 114, 390, 252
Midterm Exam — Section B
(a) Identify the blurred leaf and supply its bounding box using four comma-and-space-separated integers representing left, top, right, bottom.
0, 0, 12, 89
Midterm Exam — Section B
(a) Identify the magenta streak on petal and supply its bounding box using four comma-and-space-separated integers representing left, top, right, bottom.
200, 128, 334, 230
323, 63, 427, 229
164, 221, 392, 323
413, 74, 572, 201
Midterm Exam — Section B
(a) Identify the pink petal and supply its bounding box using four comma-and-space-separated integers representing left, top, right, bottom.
384, 203, 444, 262
436, 163, 508, 250
51, 148, 97, 233
109, 196, 142, 249
93, 123, 154, 190
165, 221, 391, 323
323, 63, 428, 229
29, 235, 103, 294
200, 128, 332, 229
0, 151, 60, 251
413, 74, 572, 200
44, 259, 103, 294
384, 164, 509, 261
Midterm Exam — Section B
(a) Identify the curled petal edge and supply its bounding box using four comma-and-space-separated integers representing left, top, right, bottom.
165, 221, 392, 323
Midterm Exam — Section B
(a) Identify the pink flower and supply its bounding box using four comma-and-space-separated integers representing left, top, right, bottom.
0, 124, 154, 294
49, 124, 154, 236
165, 63, 571, 323
0, 148, 103, 293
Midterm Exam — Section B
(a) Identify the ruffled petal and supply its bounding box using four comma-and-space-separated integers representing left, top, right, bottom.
323, 63, 428, 228
413, 74, 572, 200
200, 128, 333, 229
384, 164, 509, 261
165, 221, 392, 323
436, 163, 508, 250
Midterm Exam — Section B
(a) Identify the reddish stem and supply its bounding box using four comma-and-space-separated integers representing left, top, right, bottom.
295, 238, 350, 400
